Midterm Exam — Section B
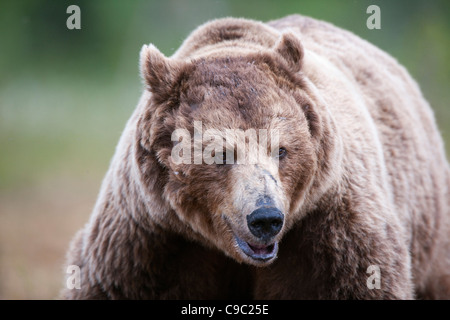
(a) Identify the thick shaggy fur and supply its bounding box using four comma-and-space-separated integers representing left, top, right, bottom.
62, 15, 450, 299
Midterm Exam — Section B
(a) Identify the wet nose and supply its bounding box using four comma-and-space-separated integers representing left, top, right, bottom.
247, 207, 284, 240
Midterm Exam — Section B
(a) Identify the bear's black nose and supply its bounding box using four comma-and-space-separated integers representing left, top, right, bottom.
247, 207, 284, 240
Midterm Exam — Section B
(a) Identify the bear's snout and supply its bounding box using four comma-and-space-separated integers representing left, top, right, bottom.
247, 207, 284, 241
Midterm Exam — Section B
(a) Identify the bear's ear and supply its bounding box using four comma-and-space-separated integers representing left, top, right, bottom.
273, 32, 304, 73
140, 44, 185, 101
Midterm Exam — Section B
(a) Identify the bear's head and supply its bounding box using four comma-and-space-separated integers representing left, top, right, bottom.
137, 33, 336, 266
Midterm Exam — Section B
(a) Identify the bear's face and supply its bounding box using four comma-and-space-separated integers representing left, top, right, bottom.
139, 35, 323, 266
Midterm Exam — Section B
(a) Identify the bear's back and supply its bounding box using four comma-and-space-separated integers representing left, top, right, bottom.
270, 15, 450, 288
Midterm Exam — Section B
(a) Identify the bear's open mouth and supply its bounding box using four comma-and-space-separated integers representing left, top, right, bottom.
235, 235, 278, 262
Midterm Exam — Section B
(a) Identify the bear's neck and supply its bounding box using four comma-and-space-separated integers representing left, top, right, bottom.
88, 93, 205, 241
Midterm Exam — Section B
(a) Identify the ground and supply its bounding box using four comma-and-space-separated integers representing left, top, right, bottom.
0, 177, 94, 299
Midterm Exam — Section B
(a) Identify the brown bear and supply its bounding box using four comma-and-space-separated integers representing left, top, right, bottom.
62, 15, 450, 299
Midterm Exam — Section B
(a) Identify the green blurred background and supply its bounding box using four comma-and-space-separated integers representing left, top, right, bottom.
0, 0, 449, 299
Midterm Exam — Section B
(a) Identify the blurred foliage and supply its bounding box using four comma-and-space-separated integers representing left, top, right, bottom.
1, 0, 449, 190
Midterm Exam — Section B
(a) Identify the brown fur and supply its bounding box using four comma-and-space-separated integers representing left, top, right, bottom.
62, 15, 450, 299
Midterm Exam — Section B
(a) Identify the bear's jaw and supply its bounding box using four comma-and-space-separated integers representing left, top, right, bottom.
234, 234, 278, 264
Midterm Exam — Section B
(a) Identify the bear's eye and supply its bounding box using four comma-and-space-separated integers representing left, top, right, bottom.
215, 151, 228, 165
278, 147, 287, 159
